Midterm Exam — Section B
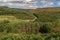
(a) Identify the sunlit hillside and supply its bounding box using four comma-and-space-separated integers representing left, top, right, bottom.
0, 6, 60, 40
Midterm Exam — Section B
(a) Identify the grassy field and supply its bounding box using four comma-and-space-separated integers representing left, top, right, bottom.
0, 6, 60, 40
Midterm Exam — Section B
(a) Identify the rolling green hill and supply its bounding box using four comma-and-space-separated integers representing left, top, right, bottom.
0, 6, 60, 40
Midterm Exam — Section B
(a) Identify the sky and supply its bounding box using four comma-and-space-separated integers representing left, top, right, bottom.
0, 0, 60, 9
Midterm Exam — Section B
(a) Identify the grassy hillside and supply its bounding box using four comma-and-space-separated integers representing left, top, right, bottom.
0, 6, 60, 40
36, 7, 60, 13
0, 6, 36, 20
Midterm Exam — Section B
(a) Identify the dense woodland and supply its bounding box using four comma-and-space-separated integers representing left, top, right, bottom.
0, 6, 60, 40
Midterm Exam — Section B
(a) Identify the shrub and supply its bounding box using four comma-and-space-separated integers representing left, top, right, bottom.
0, 26, 4, 32
3, 20, 10, 24
39, 23, 51, 33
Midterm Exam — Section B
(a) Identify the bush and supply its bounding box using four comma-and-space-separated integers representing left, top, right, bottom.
0, 33, 60, 40
0, 26, 4, 32
39, 23, 51, 33
3, 20, 10, 24
0, 20, 10, 32
0, 33, 43, 40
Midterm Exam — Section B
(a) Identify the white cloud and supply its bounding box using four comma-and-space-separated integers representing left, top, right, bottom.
39, 0, 54, 8
0, 0, 1, 1
0, 0, 32, 2
25, 0, 32, 2
0, 0, 37, 9
0, 0, 60, 9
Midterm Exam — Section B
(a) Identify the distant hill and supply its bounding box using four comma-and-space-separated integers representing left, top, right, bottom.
36, 7, 60, 13
0, 6, 60, 20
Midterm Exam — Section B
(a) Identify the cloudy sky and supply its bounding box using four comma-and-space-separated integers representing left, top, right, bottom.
0, 0, 60, 9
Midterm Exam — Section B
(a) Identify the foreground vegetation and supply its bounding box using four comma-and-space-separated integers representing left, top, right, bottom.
0, 6, 60, 40
0, 33, 60, 40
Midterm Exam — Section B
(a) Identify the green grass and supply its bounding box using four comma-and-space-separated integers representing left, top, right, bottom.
0, 15, 31, 23
0, 33, 60, 40
0, 6, 60, 40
